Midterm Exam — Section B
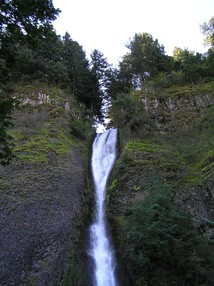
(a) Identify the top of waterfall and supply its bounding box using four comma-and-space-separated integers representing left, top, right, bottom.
96, 123, 106, 133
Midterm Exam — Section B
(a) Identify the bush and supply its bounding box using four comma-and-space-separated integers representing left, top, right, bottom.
70, 118, 95, 141
110, 93, 154, 138
125, 172, 214, 285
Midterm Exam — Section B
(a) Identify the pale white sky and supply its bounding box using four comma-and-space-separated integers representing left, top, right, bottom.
52, 0, 214, 65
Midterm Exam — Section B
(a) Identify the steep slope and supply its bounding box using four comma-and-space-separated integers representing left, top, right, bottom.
0, 84, 94, 286
107, 83, 214, 285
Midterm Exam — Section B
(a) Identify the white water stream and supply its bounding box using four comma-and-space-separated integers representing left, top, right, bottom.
88, 128, 118, 286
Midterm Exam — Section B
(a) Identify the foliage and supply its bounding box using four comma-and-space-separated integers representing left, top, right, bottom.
0, 94, 18, 165
90, 49, 110, 89
163, 104, 214, 167
0, 0, 60, 82
106, 56, 133, 99
70, 118, 95, 141
125, 33, 169, 86
173, 47, 206, 84
201, 17, 214, 49
125, 172, 214, 285
110, 92, 154, 137
0, 0, 60, 35
109, 94, 214, 283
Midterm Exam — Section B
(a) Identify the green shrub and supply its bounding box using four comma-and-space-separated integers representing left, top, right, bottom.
70, 118, 95, 141
125, 173, 214, 285
110, 92, 154, 138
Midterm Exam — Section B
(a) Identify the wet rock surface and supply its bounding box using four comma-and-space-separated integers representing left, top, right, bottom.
175, 180, 214, 237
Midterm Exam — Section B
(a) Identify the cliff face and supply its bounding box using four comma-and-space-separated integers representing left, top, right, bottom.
107, 85, 214, 285
142, 93, 214, 132
0, 149, 86, 286
0, 84, 92, 286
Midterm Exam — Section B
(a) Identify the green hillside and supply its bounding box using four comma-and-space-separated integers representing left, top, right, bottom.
107, 84, 214, 285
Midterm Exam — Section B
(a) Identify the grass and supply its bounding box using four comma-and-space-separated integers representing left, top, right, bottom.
125, 139, 165, 153
10, 122, 74, 163
117, 101, 214, 187
140, 81, 214, 100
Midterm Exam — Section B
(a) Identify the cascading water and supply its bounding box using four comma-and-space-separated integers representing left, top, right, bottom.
88, 128, 118, 286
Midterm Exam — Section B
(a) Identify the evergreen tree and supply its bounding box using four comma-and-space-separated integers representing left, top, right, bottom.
62, 33, 103, 119
90, 50, 111, 119
126, 33, 167, 86
108, 55, 133, 98
90, 49, 109, 89
0, 0, 61, 82
173, 48, 206, 84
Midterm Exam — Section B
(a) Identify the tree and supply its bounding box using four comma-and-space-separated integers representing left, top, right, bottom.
90, 49, 109, 86
0, 0, 60, 40
201, 17, 214, 49
90, 50, 111, 119
0, 0, 60, 83
205, 48, 214, 78
62, 33, 103, 119
173, 47, 206, 84
126, 33, 167, 86
201, 17, 214, 79
18, 28, 68, 84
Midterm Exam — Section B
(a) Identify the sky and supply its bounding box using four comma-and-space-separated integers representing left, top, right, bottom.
52, 0, 214, 65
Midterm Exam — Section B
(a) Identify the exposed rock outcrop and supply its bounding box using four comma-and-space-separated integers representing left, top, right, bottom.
142, 93, 214, 131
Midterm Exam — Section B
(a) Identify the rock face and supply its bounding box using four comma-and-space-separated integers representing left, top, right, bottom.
142, 94, 214, 112
175, 180, 214, 237
0, 149, 87, 286
142, 93, 214, 131
15, 90, 51, 106
140, 93, 214, 236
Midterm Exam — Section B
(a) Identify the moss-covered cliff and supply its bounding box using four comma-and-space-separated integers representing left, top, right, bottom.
107, 83, 214, 286
0, 84, 94, 286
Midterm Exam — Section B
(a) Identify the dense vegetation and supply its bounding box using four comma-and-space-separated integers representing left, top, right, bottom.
126, 173, 214, 285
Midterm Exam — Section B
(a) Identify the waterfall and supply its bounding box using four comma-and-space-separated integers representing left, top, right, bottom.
88, 128, 118, 286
